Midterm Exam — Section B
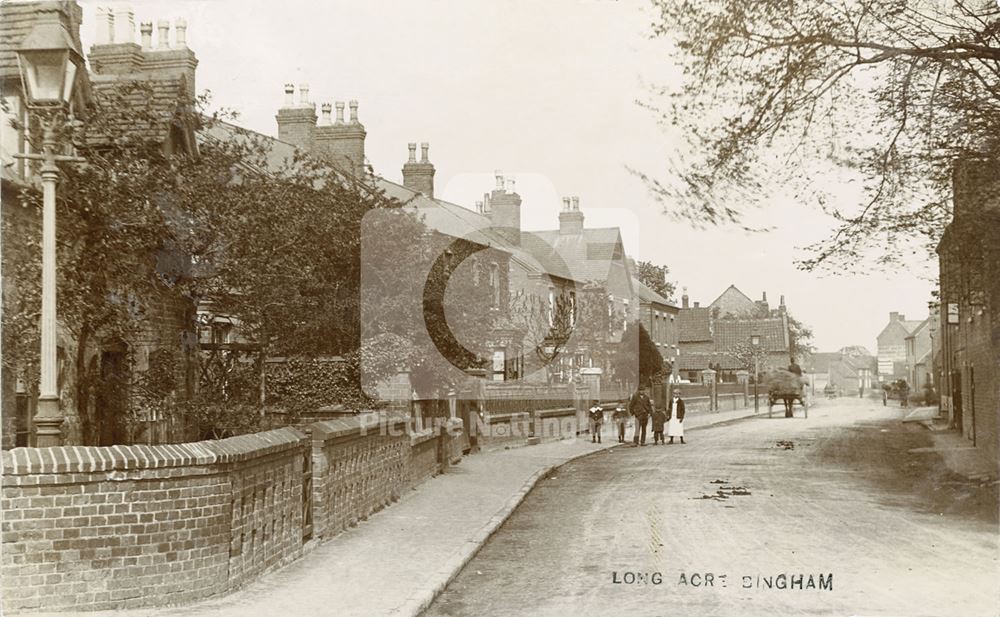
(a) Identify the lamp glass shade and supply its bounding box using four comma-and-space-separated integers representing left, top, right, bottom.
16, 22, 82, 108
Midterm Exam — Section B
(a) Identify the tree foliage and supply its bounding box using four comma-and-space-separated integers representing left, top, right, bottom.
644, 0, 1000, 270
612, 321, 665, 388
633, 259, 677, 301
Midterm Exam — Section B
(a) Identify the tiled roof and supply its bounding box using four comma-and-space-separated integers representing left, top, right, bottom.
521, 228, 623, 285
677, 307, 712, 342
712, 317, 788, 353
632, 278, 675, 307
0, 1, 82, 81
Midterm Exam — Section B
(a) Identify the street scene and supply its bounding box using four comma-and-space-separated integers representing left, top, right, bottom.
1, 1, 998, 617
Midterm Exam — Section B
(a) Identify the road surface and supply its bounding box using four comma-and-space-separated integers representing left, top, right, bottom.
423, 398, 999, 617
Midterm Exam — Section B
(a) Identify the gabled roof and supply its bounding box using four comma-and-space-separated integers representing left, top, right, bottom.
903, 318, 930, 339
709, 284, 756, 316
678, 307, 712, 342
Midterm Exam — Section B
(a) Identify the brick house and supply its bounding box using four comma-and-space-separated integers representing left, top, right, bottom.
676, 286, 794, 382
936, 157, 999, 471
632, 278, 679, 374
1, 2, 200, 447
876, 312, 925, 382
802, 348, 876, 396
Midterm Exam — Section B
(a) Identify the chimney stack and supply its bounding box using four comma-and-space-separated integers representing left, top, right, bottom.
311, 97, 366, 176
299, 83, 310, 106
320, 103, 332, 125
402, 142, 435, 198
276, 83, 317, 150
89, 5, 148, 80
693, 302, 700, 308
559, 195, 584, 235
682, 288, 689, 309
488, 170, 521, 245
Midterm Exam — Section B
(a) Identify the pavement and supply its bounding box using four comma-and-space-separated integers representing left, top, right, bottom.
26, 404, 771, 617
424, 398, 1000, 617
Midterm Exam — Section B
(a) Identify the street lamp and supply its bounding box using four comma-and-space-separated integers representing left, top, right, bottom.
750, 332, 761, 415
14, 19, 87, 447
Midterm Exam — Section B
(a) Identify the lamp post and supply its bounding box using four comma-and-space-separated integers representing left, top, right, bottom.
750, 332, 761, 415
13, 19, 86, 447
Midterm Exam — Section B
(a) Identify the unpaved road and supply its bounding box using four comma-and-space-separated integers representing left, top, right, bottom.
424, 399, 999, 617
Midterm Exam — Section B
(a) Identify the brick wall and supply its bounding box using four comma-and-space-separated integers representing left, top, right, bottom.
309, 415, 411, 542
2, 415, 458, 612
1, 428, 307, 613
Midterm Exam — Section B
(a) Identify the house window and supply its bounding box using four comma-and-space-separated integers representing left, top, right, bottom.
569, 291, 577, 327
622, 299, 629, 330
548, 289, 555, 326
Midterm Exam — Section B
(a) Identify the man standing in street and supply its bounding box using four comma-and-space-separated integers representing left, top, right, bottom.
629, 386, 652, 446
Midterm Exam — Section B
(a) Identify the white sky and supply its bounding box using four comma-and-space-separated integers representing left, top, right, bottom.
77, 0, 937, 351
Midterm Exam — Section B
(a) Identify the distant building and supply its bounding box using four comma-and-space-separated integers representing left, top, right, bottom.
632, 278, 679, 374
803, 348, 876, 396
876, 312, 925, 382
904, 318, 933, 396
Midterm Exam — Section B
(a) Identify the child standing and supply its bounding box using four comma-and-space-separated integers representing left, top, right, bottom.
588, 401, 604, 443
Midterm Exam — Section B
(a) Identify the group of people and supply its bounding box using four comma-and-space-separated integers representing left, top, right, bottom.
587, 386, 686, 446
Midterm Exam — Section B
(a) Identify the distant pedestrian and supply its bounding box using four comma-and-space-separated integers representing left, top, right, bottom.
612, 402, 628, 443
667, 390, 686, 445
900, 380, 910, 408
629, 386, 652, 446
588, 400, 603, 444
651, 404, 667, 444
882, 388, 888, 406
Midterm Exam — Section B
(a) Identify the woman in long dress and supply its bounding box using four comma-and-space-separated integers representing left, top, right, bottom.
667, 390, 686, 444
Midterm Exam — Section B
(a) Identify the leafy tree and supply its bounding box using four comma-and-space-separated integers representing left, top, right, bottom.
786, 313, 815, 361
642, 0, 1000, 270
612, 321, 665, 389
727, 340, 771, 375
633, 259, 676, 302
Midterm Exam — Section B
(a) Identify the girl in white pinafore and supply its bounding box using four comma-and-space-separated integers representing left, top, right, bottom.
667, 390, 686, 444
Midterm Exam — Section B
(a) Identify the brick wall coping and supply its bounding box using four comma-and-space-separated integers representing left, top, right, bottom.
410, 427, 437, 446
535, 407, 577, 419
311, 413, 408, 444
1, 427, 307, 476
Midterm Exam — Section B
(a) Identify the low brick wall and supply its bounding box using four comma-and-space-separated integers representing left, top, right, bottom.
0, 428, 308, 613
2, 416, 457, 613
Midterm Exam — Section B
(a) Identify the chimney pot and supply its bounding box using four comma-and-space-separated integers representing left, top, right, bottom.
571, 196, 580, 211
115, 7, 136, 45
139, 20, 153, 48
762, 291, 767, 302
507, 177, 516, 193
156, 18, 170, 49
175, 17, 187, 48
476, 200, 484, 213
320, 103, 332, 125
299, 83, 310, 106
407, 142, 417, 163
335, 101, 345, 124
96, 7, 112, 44
495, 171, 504, 190
694, 302, 700, 308
420, 142, 429, 163
780, 294, 785, 306
349, 100, 359, 123
562, 197, 571, 211
283, 83, 295, 106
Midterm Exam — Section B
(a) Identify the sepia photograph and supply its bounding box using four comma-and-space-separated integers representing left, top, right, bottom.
1, 1, 998, 616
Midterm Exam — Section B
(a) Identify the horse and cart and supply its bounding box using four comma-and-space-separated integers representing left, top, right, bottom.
765, 369, 808, 418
